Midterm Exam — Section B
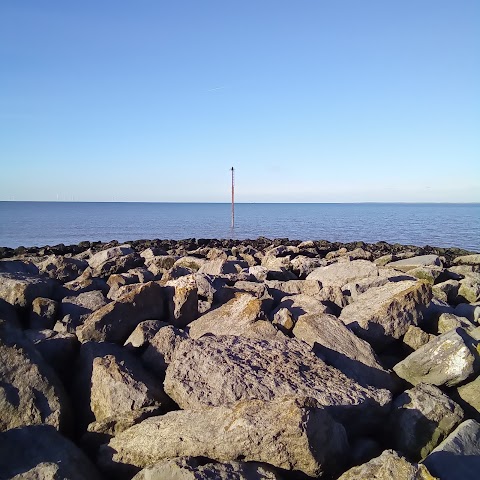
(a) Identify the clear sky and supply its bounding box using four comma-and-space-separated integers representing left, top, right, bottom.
1, 1, 479, 202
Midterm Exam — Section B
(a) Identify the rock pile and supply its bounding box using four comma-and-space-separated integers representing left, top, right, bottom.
1, 238, 479, 479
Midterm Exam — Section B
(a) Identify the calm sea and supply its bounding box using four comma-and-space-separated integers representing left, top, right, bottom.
0, 202, 478, 251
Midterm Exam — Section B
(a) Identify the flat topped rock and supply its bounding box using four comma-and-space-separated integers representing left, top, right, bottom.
164, 335, 392, 431
306, 260, 381, 287
387, 255, 442, 272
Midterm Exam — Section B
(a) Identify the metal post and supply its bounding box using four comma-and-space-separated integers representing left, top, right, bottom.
231, 167, 235, 228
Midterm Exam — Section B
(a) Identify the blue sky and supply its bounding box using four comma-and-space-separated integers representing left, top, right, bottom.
1, 1, 479, 202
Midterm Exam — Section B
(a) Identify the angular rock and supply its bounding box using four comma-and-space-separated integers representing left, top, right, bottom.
164, 335, 392, 431
248, 265, 268, 282
188, 293, 276, 339
76, 281, 165, 343
422, 419, 480, 480
408, 266, 444, 285
107, 267, 155, 298
165, 275, 199, 327
432, 279, 460, 303
387, 255, 442, 272
173, 255, 207, 271
90, 354, 170, 422
272, 307, 294, 333
453, 254, 480, 266
98, 397, 349, 479
63, 267, 109, 294
403, 325, 434, 351
306, 260, 381, 287
142, 325, 188, 377
293, 313, 396, 390
60, 290, 108, 328
290, 256, 326, 279
0, 272, 55, 308
131, 457, 282, 480
87, 244, 140, 277
199, 258, 247, 276
0, 325, 72, 433
339, 281, 431, 351
458, 277, 480, 303
389, 383, 464, 460
124, 319, 167, 352
38, 254, 88, 282
393, 328, 480, 387
454, 302, 480, 323
0, 425, 102, 480
144, 255, 178, 276
438, 313, 476, 334
338, 450, 433, 480
271, 293, 331, 323
29, 297, 58, 329
456, 375, 480, 417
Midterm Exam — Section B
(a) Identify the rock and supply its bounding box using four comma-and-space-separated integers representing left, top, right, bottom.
131, 457, 282, 480
29, 297, 58, 329
422, 419, 480, 480
456, 375, 480, 417
447, 264, 479, 279
188, 293, 276, 339
339, 281, 431, 351
293, 313, 396, 390
306, 260, 382, 287
165, 275, 199, 327
387, 255, 442, 272
0, 272, 55, 308
124, 320, 167, 352
271, 294, 331, 323
403, 325, 434, 351
98, 397, 349, 479
173, 255, 207, 271
144, 255, 178, 276
142, 325, 188, 377
0, 324, 72, 433
457, 277, 480, 303
261, 254, 297, 281
164, 335, 392, 432
437, 313, 476, 334
337, 449, 433, 480
389, 383, 464, 460
408, 266, 444, 285
248, 265, 268, 282
60, 290, 108, 328
24, 329, 79, 382
454, 303, 480, 323
199, 258, 247, 275
453, 254, 480, 266
432, 279, 460, 303
63, 268, 108, 294
107, 267, 155, 298
272, 307, 294, 333
76, 281, 165, 344
38, 254, 88, 282
0, 425, 102, 480
90, 354, 171, 422
87, 244, 142, 277
290, 256, 326, 279
393, 328, 480, 387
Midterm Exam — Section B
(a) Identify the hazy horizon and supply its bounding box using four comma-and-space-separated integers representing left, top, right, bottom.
1, 1, 479, 203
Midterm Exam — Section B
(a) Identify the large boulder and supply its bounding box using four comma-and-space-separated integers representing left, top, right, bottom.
339, 281, 431, 351
393, 328, 480, 387
98, 397, 349, 479
388, 383, 464, 460
387, 255, 442, 272
87, 244, 142, 277
90, 354, 171, 422
337, 449, 433, 480
422, 419, 480, 480
453, 254, 480, 266
38, 254, 88, 282
0, 272, 55, 308
188, 293, 276, 339
0, 425, 102, 480
131, 457, 282, 480
292, 313, 396, 391
76, 281, 165, 343
306, 260, 382, 287
124, 319, 167, 352
29, 297, 58, 329
164, 275, 199, 327
164, 335, 392, 431
0, 322, 72, 433
60, 290, 108, 329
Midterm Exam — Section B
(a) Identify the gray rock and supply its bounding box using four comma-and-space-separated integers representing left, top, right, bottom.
393, 328, 480, 387
0, 323, 72, 433
389, 383, 464, 460
144, 255, 178, 276
338, 449, 433, 480
188, 293, 276, 339
272, 307, 294, 333
38, 254, 88, 282
87, 244, 138, 277
458, 277, 480, 303
306, 260, 381, 287
422, 419, 480, 480
0, 425, 102, 480
453, 254, 480, 266
438, 313, 476, 334
340, 281, 431, 351
165, 275, 199, 327
454, 302, 480, 323
292, 313, 396, 391
199, 258, 247, 275
271, 293, 331, 322
60, 290, 108, 328
387, 255, 442, 272
403, 325, 434, 351
0, 272, 55, 308
63, 268, 108, 295
432, 279, 460, 303
142, 325, 188, 376
90, 354, 170, 422
124, 320, 167, 352
248, 265, 268, 282
456, 375, 480, 417
107, 267, 155, 298
131, 457, 282, 480
164, 335, 392, 432
76, 281, 165, 343
29, 297, 58, 330
173, 256, 207, 271
290, 256, 326, 279
408, 266, 444, 285
98, 397, 349, 479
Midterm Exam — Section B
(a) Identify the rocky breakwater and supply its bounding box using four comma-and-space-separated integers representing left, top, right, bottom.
0, 237, 479, 479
